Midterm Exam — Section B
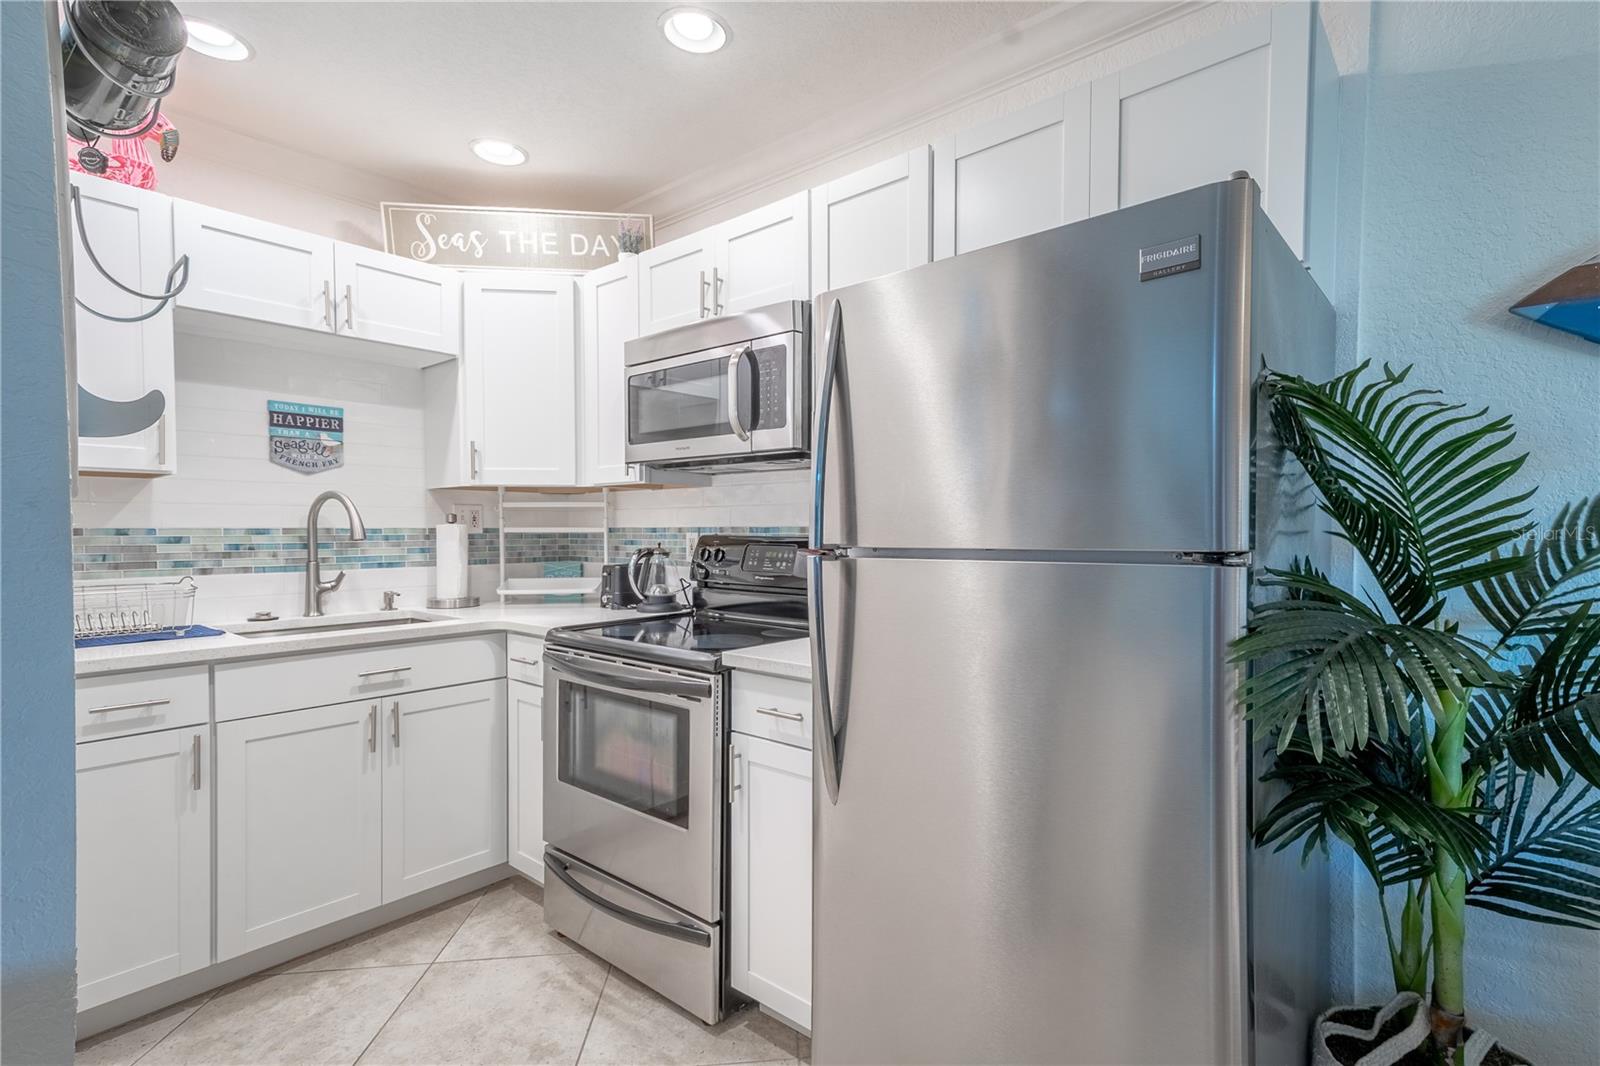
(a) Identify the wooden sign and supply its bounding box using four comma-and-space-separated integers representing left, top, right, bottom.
268, 400, 344, 473
381, 203, 652, 272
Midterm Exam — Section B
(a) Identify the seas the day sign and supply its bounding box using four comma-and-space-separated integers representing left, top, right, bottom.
268, 400, 344, 473
380, 203, 653, 272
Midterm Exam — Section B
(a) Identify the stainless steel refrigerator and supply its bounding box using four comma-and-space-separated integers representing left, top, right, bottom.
808, 177, 1333, 1066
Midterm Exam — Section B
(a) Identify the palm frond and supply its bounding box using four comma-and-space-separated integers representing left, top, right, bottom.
1478, 608, 1600, 786
1264, 362, 1535, 625
1255, 729, 1491, 877
1469, 766, 1600, 929
1234, 574, 1504, 756
1468, 496, 1600, 649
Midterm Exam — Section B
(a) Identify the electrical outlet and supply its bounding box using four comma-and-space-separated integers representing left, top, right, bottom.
454, 504, 484, 531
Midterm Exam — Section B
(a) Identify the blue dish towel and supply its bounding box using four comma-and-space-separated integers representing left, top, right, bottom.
75, 625, 228, 649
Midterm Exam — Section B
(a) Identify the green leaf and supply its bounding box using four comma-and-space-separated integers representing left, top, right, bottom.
1264, 363, 1535, 625
1467, 496, 1600, 650
1468, 768, 1600, 929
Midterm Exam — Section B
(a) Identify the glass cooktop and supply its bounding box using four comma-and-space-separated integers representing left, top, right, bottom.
547, 611, 805, 670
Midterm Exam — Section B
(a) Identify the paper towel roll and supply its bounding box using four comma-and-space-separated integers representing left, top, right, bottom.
436, 522, 469, 600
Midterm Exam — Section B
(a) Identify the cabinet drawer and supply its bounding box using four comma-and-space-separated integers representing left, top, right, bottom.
507, 634, 545, 686
214, 636, 505, 722
731, 672, 813, 750
76, 666, 209, 743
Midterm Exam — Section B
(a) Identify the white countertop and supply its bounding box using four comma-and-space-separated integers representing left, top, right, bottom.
723, 638, 812, 682
74, 602, 633, 677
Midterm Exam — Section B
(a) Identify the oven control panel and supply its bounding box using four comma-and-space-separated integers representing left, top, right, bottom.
691, 535, 806, 587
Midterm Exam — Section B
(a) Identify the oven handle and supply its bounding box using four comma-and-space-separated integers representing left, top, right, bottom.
546, 854, 712, 947
545, 650, 713, 700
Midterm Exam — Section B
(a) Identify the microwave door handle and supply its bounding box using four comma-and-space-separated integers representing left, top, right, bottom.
546, 854, 712, 946
810, 298, 846, 805
546, 652, 712, 700
726, 346, 754, 442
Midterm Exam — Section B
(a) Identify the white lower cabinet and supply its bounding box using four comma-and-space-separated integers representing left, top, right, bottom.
382, 680, 507, 901
728, 729, 813, 1030
76, 728, 211, 1010
216, 699, 383, 960
506, 678, 545, 881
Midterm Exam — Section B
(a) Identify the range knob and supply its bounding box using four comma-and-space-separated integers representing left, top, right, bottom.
712, 548, 727, 563
698, 546, 712, 562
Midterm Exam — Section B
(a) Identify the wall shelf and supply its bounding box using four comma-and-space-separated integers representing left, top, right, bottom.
495, 486, 610, 601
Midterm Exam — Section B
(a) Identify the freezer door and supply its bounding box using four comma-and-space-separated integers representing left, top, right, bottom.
816, 180, 1254, 554
812, 557, 1247, 1065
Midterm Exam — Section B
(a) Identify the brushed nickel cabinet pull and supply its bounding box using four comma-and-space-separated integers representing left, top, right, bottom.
343, 284, 353, 330
368, 704, 377, 753
698, 270, 709, 319
755, 705, 804, 722
88, 697, 172, 714
509, 656, 541, 668
322, 280, 332, 326
357, 666, 412, 679
191, 733, 202, 791
729, 749, 742, 801
391, 701, 400, 747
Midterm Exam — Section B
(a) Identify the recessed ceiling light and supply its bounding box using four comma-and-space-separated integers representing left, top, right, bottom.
661, 8, 727, 54
470, 139, 528, 167
184, 19, 251, 61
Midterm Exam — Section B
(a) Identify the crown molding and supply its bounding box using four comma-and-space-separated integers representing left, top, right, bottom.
621, 0, 1207, 232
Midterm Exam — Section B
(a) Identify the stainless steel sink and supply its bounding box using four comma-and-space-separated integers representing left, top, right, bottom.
226, 613, 448, 638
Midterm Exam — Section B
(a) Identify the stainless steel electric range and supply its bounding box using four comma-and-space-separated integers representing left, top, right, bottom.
540, 534, 807, 1024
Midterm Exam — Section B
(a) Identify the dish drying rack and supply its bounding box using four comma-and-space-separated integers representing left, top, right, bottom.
74, 576, 198, 640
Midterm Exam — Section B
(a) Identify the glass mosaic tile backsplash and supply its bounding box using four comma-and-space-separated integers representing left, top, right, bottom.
72, 526, 806, 580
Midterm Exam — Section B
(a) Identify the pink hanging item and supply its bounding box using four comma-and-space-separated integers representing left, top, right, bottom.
68, 111, 173, 190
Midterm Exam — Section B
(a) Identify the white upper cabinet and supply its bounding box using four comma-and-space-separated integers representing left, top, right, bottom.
1089, 7, 1315, 261
637, 194, 810, 336
333, 242, 461, 357
506, 677, 545, 882
461, 272, 578, 487
578, 256, 641, 486
638, 230, 716, 334
381, 680, 506, 902
715, 192, 810, 314
215, 699, 383, 960
70, 174, 178, 476
76, 728, 211, 1010
933, 89, 1091, 259
175, 200, 335, 332
811, 148, 932, 294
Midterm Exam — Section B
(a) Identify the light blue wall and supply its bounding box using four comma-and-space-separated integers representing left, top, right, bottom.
1, 1, 79, 1059
1330, 2, 1600, 1060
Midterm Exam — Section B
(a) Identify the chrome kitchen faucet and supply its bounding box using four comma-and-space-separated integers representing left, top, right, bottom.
303, 491, 367, 617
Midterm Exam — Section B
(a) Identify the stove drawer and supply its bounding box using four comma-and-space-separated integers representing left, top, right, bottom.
731, 672, 812, 750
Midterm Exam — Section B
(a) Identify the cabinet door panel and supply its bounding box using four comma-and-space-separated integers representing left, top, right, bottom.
638, 233, 714, 334
507, 679, 545, 881
811, 148, 932, 294
463, 273, 577, 486
579, 258, 640, 486
216, 701, 381, 959
933, 90, 1090, 259
383, 680, 507, 901
174, 200, 334, 330
77, 729, 211, 1009
71, 175, 176, 474
729, 732, 813, 1029
1088, 10, 1310, 258
334, 242, 461, 356
716, 193, 809, 314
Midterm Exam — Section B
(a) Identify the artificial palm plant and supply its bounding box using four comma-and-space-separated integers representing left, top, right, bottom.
1230, 361, 1600, 1060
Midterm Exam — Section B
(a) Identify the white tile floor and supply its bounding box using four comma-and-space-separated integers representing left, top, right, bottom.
76, 879, 807, 1066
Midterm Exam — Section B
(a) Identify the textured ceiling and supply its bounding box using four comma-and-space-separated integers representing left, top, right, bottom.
167, 1, 1056, 210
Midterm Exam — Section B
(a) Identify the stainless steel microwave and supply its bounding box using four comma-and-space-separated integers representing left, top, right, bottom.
623, 301, 809, 472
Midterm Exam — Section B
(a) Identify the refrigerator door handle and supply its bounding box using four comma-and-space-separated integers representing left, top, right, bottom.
811, 297, 845, 805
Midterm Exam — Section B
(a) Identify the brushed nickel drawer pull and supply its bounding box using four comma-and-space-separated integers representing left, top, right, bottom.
509, 656, 541, 668
191, 734, 202, 791
755, 705, 804, 722
88, 697, 172, 714
391, 701, 400, 746
368, 704, 377, 753
357, 666, 412, 679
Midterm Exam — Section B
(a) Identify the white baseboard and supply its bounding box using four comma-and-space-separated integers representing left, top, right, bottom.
75, 864, 519, 1041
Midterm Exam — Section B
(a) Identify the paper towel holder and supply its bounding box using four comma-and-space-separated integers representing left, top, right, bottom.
428, 513, 480, 610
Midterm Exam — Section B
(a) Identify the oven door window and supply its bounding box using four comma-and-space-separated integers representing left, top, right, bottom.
558, 682, 690, 826
628, 358, 730, 445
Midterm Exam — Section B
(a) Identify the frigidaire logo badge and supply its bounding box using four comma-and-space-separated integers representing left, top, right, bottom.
1138, 235, 1202, 281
